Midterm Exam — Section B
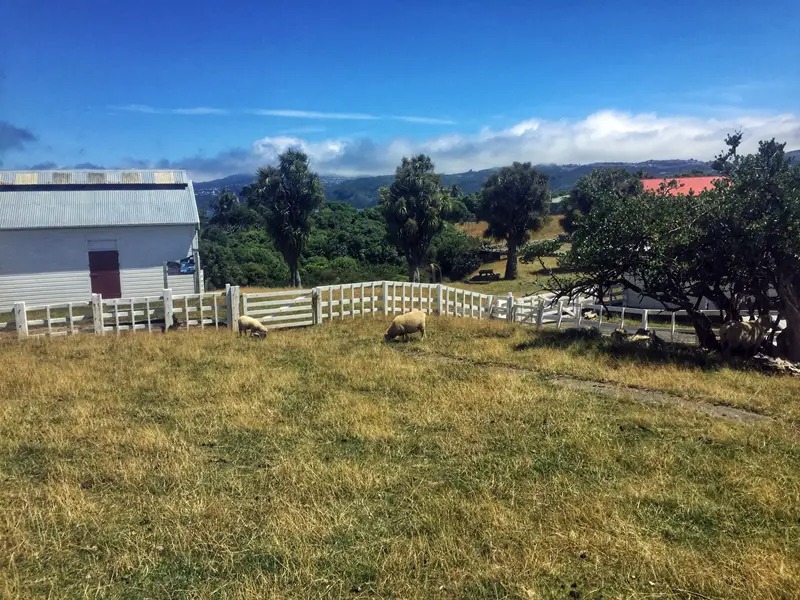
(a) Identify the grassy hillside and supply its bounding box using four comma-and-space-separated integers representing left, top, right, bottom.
1, 319, 798, 598
454, 215, 567, 295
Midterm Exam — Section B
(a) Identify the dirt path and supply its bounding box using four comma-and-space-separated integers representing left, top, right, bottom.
401, 349, 772, 424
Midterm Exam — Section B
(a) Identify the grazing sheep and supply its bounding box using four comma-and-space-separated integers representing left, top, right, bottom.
384, 310, 426, 343
719, 315, 771, 357
238, 315, 268, 339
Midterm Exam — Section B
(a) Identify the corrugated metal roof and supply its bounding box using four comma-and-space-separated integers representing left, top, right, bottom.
0, 188, 199, 230
0, 169, 189, 186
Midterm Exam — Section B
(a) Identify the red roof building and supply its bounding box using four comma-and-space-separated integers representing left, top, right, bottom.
640, 176, 723, 196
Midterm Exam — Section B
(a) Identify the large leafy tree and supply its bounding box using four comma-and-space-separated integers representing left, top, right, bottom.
553, 182, 727, 349
710, 135, 800, 360
248, 149, 324, 287
563, 167, 643, 234
479, 162, 551, 280
553, 134, 800, 357
379, 154, 448, 282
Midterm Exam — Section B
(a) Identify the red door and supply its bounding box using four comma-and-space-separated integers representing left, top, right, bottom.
88, 251, 122, 299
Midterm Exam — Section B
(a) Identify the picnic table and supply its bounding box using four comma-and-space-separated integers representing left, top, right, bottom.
472, 269, 502, 282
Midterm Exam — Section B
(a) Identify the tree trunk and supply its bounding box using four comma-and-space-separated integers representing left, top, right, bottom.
289, 262, 301, 288
408, 261, 421, 283
775, 273, 800, 362
504, 244, 518, 280
689, 311, 719, 350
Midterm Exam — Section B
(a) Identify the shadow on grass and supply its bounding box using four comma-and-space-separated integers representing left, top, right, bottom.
513, 328, 759, 373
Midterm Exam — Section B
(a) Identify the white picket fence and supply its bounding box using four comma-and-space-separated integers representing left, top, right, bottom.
3, 279, 776, 342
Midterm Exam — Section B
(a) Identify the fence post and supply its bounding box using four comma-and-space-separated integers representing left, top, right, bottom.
436, 284, 443, 316
163, 288, 174, 330
670, 312, 676, 341
312, 288, 321, 325
641, 309, 649, 331
556, 299, 564, 330
506, 292, 514, 323
536, 298, 545, 328
228, 286, 240, 333
382, 281, 389, 317
91, 293, 104, 335
13, 302, 28, 339
577, 298, 583, 328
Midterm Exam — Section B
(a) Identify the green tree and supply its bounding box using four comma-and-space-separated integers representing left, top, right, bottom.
209, 190, 253, 233
431, 225, 483, 281
710, 135, 800, 360
379, 154, 448, 282
248, 149, 325, 287
563, 167, 643, 234
479, 162, 551, 280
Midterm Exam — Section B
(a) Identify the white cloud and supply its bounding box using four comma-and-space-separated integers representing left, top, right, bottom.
393, 115, 456, 125
240, 110, 800, 177
130, 109, 800, 181
110, 104, 228, 115
251, 109, 379, 120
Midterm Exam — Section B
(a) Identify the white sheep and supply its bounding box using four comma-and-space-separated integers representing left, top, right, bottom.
384, 310, 427, 343
238, 315, 268, 339
719, 315, 771, 356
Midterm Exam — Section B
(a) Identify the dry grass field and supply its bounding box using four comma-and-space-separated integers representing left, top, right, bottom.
1, 316, 799, 599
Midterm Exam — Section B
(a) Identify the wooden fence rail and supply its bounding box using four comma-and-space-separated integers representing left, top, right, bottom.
5, 279, 784, 342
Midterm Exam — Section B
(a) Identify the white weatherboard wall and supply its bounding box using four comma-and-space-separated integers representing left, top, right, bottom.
0, 225, 197, 309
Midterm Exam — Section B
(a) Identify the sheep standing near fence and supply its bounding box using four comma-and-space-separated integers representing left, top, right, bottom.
384, 310, 426, 342
238, 315, 268, 339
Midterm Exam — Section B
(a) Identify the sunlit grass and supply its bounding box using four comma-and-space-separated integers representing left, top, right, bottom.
1, 316, 798, 599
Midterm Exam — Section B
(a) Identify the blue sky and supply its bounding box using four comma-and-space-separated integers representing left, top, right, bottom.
2, 0, 799, 180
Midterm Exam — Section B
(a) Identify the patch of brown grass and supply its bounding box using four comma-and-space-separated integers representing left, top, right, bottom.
0, 317, 798, 599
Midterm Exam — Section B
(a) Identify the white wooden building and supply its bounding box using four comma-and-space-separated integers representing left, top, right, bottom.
0, 169, 202, 310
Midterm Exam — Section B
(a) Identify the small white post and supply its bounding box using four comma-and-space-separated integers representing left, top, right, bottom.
242, 294, 248, 316
13, 302, 28, 339
671, 312, 676, 341
130, 299, 136, 333
113, 300, 120, 335
229, 286, 240, 333
382, 281, 389, 317
46, 305, 52, 336
556, 299, 564, 330
328, 286, 334, 320
506, 292, 514, 323
620, 307, 626, 329
577, 299, 583, 328
184, 295, 190, 330
536, 298, 545, 328
212, 295, 219, 329
350, 285, 356, 319
68, 303, 75, 335
371, 282, 376, 316
641, 309, 649, 331
360, 283, 365, 318
312, 288, 321, 325
339, 284, 345, 320
598, 305, 604, 328
163, 288, 174, 331
146, 297, 152, 332
437, 284, 444, 316
199, 294, 204, 330
401, 283, 406, 313
91, 294, 104, 335
487, 295, 495, 319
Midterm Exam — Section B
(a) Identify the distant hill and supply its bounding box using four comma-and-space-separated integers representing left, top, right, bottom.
322, 159, 717, 209
193, 174, 350, 213
194, 152, 800, 213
